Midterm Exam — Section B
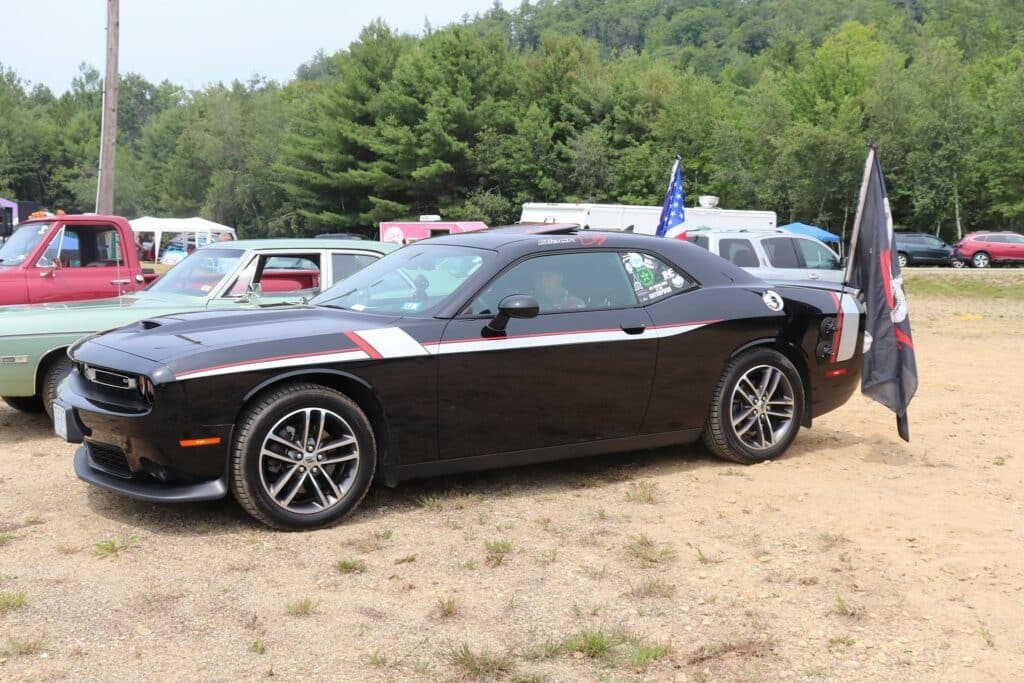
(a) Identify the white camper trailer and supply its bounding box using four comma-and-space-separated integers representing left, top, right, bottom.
520, 197, 776, 235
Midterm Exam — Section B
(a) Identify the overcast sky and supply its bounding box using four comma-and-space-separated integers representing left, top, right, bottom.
3, 0, 505, 93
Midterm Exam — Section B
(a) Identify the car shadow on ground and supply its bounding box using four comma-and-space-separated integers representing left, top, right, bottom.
76, 426, 872, 536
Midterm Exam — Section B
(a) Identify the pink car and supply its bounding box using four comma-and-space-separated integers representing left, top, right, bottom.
953, 231, 1024, 268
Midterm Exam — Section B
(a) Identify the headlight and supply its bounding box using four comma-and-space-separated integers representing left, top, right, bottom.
138, 375, 155, 403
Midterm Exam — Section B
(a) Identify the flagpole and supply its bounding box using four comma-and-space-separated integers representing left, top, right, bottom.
844, 145, 876, 285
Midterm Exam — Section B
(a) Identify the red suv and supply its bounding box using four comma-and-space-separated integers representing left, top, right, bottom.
953, 231, 1024, 268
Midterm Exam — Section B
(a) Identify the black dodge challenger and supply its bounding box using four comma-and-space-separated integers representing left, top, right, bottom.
55, 225, 864, 529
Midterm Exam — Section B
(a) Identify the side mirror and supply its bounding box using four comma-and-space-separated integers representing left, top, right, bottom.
839, 256, 849, 268
484, 294, 540, 336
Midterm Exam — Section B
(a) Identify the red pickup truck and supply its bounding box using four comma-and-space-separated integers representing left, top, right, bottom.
0, 215, 158, 305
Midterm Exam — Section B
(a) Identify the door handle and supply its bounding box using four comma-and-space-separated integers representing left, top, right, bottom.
110, 279, 131, 285
808, 273, 820, 280
620, 322, 646, 335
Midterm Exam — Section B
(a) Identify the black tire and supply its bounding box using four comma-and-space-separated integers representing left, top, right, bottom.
2, 395, 45, 413
971, 251, 990, 268
702, 348, 805, 465
42, 354, 73, 420
230, 382, 376, 530
897, 252, 910, 269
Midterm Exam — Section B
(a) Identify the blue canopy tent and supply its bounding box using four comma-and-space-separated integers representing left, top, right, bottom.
779, 222, 842, 255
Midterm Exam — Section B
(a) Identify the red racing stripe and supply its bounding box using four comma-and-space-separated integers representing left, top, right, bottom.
344, 331, 383, 359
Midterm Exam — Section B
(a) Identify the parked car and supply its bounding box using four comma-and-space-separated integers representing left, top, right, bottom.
684, 229, 845, 283
56, 225, 864, 530
0, 214, 159, 305
893, 232, 958, 267
953, 231, 1024, 268
0, 238, 395, 417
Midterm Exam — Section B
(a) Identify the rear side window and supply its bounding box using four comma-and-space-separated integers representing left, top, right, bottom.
621, 252, 690, 303
687, 234, 709, 250
762, 237, 801, 268
332, 253, 380, 281
984, 235, 1006, 243
718, 238, 759, 268
794, 239, 840, 270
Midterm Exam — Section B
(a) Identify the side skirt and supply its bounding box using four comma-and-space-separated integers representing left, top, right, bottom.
392, 428, 703, 483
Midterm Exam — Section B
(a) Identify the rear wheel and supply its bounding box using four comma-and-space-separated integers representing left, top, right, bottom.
897, 252, 910, 268
1, 395, 45, 414
230, 383, 376, 530
42, 354, 73, 420
703, 348, 805, 464
971, 251, 990, 268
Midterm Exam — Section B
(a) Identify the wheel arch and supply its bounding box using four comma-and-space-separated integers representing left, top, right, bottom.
729, 337, 813, 428
35, 345, 71, 397
236, 369, 395, 486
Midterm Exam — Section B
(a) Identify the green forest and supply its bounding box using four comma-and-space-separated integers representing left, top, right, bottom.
2, 0, 1023, 240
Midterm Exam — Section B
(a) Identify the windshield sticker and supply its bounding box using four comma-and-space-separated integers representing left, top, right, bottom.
350, 303, 367, 311
401, 302, 422, 312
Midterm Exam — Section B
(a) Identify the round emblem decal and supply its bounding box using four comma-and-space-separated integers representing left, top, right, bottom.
762, 290, 784, 312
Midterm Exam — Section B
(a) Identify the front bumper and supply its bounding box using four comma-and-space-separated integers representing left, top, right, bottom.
56, 366, 232, 502
73, 445, 227, 502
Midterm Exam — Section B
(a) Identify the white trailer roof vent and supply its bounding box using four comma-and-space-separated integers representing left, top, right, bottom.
697, 195, 720, 209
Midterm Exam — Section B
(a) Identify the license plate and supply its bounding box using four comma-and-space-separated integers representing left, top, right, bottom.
53, 407, 68, 441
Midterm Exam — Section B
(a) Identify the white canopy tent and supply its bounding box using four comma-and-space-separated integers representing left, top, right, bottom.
129, 216, 237, 264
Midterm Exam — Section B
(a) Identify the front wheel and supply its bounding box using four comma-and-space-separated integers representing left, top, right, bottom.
230, 383, 376, 530
897, 252, 910, 268
42, 354, 73, 420
702, 348, 805, 465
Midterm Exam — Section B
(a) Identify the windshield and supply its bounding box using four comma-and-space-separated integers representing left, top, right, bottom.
0, 222, 54, 265
146, 248, 245, 297
311, 244, 492, 315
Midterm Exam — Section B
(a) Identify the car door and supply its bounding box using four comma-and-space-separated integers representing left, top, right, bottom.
758, 236, 804, 281
30, 224, 128, 303
436, 250, 657, 460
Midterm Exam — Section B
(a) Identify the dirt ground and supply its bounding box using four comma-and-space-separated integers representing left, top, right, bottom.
1, 271, 1022, 682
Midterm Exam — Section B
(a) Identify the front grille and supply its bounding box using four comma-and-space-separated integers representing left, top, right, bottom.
88, 442, 132, 479
83, 364, 137, 391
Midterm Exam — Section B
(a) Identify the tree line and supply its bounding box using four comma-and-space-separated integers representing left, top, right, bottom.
1, 0, 1023, 241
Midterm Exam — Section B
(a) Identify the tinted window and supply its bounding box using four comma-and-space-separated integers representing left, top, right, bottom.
687, 234, 709, 250
718, 238, 759, 268
265, 255, 319, 270
923, 235, 946, 246
469, 251, 637, 315
621, 252, 690, 303
985, 235, 1007, 243
795, 239, 840, 269
332, 253, 379, 281
762, 237, 801, 268
1006, 234, 1024, 244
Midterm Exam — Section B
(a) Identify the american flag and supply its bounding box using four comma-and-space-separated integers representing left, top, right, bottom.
655, 157, 686, 238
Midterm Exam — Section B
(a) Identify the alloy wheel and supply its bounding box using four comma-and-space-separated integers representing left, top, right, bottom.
729, 364, 796, 451
258, 408, 360, 514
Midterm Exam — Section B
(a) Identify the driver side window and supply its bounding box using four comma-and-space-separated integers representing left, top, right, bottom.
468, 251, 637, 316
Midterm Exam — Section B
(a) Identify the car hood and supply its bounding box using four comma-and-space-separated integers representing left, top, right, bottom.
0, 293, 208, 338
87, 306, 403, 364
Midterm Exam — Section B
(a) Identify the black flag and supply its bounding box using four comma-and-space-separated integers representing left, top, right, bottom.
844, 145, 918, 441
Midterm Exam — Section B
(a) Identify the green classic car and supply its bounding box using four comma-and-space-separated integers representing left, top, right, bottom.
0, 238, 396, 417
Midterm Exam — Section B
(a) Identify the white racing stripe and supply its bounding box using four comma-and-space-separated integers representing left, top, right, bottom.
353, 327, 431, 358
835, 295, 860, 362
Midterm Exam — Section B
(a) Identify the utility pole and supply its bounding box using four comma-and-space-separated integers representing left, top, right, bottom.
96, 0, 119, 215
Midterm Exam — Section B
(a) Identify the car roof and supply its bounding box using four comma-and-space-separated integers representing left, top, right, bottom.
423, 224, 763, 287
212, 238, 397, 253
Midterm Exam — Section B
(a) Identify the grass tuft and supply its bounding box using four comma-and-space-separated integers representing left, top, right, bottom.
436, 596, 459, 619
626, 534, 677, 567
818, 532, 850, 550
628, 639, 671, 669
284, 598, 316, 616
630, 578, 676, 599
93, 536, 137, 558
485, 539, 513, 566
0, 591, 26, 612
447, 643, 515, 679
563, 629, 626, 660
336, 558, 367, 574
624, 481, 659, 504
